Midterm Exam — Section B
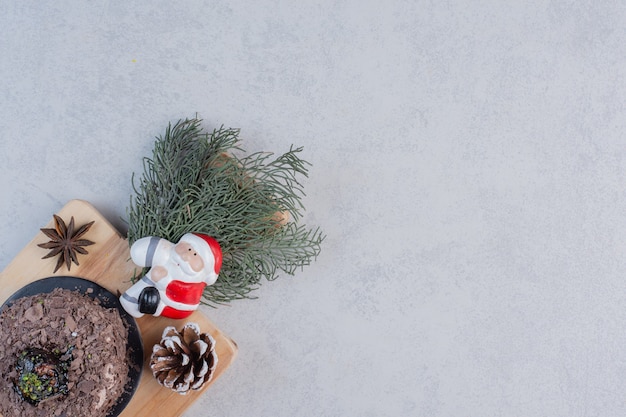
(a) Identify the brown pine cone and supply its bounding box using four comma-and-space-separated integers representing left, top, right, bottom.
150, 322, 218, 394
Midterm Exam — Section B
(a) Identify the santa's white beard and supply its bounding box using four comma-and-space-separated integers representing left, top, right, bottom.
167, 253, 204, 282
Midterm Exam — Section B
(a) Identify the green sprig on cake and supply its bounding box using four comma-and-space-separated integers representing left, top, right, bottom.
126, 117, 324, 306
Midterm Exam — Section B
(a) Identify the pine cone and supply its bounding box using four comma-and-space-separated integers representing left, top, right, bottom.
150, 323, 218, 394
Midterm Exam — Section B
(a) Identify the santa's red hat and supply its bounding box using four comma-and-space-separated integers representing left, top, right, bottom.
179, 233, 222, 284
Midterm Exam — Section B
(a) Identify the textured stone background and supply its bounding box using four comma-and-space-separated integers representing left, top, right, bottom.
2, 1, 626, 416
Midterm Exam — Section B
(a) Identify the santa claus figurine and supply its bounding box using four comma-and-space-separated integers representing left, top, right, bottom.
120, 233, 222, 319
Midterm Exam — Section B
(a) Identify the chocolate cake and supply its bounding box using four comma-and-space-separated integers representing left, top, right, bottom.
0, 288, 131, 417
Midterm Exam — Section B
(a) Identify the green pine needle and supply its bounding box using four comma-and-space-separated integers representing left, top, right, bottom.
126, 117, 324, 306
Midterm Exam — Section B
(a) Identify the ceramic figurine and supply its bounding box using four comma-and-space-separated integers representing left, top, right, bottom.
120, 233, 222, 319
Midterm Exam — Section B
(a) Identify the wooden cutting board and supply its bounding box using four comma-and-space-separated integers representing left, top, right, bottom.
0, 199, 237, 417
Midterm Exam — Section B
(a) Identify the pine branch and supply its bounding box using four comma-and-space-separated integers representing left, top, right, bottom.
127, 117, 324, 306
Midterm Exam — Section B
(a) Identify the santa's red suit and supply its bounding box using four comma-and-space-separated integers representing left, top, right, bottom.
120, 233, 222, 319
161, 280, 208, 319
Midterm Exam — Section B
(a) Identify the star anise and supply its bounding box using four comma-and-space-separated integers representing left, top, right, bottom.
38, 215, 95, 272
